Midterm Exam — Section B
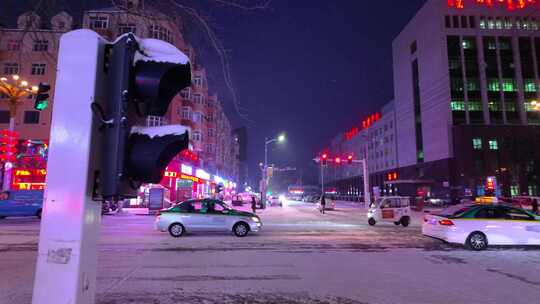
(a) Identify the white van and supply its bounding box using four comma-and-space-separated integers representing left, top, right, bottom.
367, 196, 411, 227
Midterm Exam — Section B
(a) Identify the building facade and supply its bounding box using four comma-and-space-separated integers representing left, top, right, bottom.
322, 103, 398, 199
393, 0, 540, 198
0, 0, 240, 194
322, 0, 540, 200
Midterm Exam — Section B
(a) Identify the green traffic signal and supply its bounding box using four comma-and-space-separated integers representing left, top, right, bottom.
35, 95, 49, 110
34, 83, 50, 111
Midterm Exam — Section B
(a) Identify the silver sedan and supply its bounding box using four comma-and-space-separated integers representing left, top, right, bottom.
155, 199, 262, 237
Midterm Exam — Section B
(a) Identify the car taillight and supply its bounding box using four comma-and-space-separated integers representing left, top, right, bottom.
438, 219, 454, 226
156, 211, 161, 216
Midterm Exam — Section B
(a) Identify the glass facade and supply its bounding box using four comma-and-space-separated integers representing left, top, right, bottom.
448, 36, 466, 125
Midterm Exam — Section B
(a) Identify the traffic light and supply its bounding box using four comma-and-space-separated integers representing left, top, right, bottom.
34, 82, 50, 111
321, 153, 328, 165
100, 34, 191, 199
347, 155, 353, 164
335, 156, 341, 164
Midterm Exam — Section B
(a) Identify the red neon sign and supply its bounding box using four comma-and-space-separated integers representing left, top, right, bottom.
449, 0, 537, 10
344, 112, 382, 141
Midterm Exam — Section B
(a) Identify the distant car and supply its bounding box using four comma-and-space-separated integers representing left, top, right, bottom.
268, 196, 283, 206
423, 204, 540, 250
0, 190, 44, 219
155, 198, 262, 237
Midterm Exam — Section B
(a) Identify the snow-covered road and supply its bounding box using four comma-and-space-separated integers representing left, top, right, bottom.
1, 200, 539, 304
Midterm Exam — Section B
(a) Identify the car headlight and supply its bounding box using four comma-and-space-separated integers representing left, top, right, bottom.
251, 216, 260, 222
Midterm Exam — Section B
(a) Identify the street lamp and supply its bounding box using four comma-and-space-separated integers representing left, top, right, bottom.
0, 75, 39, 190
261, 133, 286, 208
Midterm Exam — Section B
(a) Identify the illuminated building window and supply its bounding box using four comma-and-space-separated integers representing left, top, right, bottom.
504, 17, 513, 29
524, 79, 537, 92
487, 17, 495, 29
472, 138, 482, 150
479, 17, 486, 29
510, 184, 519, 196
451, 101, 465, 111
495, 17, 503, 29
488, 79, 500, 91
488, 139, 498, 150
462, 40, 472, 49
502, 79, 516, 92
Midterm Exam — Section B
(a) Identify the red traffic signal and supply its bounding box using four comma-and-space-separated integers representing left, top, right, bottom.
347, 155, 353, 164
321, 153, 328, 165
335, 157, 341, 164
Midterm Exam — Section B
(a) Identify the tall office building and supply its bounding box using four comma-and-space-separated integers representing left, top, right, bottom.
393, 0, 540, 197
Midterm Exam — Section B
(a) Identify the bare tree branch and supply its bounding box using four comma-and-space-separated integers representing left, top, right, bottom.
210, 0, 272, 11
168, 0, 257, 122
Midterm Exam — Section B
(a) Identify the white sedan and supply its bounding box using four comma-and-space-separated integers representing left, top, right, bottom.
423, 204, 540, 250
155, 199, 262, 237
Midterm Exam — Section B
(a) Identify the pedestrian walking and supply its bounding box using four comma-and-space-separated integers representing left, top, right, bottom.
320, 194, 326, 214
251, 196, 257, 214
532, 198, 538, 215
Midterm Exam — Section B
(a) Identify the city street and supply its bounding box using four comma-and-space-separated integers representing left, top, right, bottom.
1, 200, 540, 304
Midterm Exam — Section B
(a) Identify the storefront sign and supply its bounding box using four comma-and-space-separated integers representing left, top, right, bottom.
195, 169, 210, 180
181, 164, 193, 175
180, 174, 199, 183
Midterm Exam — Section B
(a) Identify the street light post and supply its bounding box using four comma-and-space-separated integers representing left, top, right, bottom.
261, 133, 285, 208
0, 75, 39, 191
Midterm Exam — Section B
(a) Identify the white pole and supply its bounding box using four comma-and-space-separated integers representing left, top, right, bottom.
32, 30, 106, 304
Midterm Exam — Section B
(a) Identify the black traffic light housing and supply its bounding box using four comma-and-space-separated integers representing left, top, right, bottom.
34, 82, 50, 111
100, 34, 191, 200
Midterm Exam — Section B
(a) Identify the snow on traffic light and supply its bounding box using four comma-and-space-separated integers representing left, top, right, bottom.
100, 33, 191, 200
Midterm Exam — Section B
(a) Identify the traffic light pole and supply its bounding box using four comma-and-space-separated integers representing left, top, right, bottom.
351, 159, 370, 207
32, 30, 105, 304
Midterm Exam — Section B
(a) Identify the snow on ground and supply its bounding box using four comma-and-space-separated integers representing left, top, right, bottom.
1, 200, 539, 304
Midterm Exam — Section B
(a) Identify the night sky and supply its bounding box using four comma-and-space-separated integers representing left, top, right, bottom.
1, 0, 426, 187
202, 0, 426, 186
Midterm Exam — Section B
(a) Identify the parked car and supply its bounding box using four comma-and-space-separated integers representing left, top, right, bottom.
423, 204, 540, 250
155, 198, 262, 237
0, 190, 44, 219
